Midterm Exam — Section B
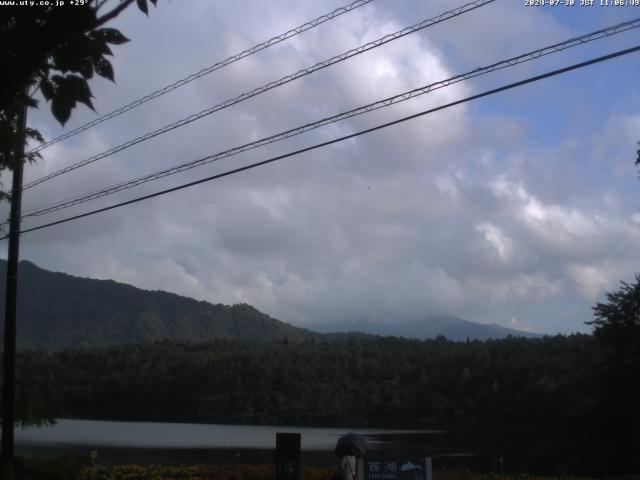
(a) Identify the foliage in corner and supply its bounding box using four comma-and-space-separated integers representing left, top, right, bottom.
582, 275, 640, 476
0, 0, 157, 199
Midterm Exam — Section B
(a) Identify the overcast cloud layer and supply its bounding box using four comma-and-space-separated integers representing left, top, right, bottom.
8, 0, 640, 334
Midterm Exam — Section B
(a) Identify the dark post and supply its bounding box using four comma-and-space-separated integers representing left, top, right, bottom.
275, 432, 301, 480
1, 96, 27, 480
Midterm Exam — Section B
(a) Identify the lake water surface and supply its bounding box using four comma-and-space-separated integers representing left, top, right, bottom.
15, 419, 436, 466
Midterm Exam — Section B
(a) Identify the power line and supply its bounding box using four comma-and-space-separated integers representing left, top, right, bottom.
26, 0, 375, 155
21, 16, 640, 219
22, 0, 496, 191
10, 44, 640, 239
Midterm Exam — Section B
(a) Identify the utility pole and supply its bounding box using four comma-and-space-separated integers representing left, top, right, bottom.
1, 94, 28, 480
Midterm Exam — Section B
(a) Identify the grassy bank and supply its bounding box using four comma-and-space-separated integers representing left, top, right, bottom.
13, 458, 604, 480
75, 465, 596, 480
77, 464, 331, 480
14, 456, 88, 480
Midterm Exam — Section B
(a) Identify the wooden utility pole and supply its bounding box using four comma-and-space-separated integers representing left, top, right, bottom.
1, 96, 28, 480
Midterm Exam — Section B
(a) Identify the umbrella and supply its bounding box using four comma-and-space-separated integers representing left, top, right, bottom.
335, 432, 368, 458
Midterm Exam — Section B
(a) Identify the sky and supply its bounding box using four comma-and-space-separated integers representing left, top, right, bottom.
6, 0, 640, 334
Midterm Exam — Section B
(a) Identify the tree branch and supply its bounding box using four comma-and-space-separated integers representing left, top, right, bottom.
95, 0, 135, 27
94, 0, 111, 11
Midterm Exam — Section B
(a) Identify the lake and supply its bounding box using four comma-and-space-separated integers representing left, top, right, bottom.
15, 419, 440, 466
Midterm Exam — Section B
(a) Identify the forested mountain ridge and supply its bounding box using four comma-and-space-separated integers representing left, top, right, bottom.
1, 260, 536, 350
0, 260, 321, 349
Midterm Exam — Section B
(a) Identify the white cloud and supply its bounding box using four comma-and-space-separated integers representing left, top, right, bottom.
475, 222, 513, 262
507, 317, 534, 333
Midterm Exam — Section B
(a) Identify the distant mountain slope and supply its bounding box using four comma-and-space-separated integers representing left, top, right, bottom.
309, 315, 540, 341
0, 260, 538, 349
0, 260, 320, 350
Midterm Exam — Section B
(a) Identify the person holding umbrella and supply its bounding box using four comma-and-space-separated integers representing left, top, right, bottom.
336, 446, 356, 480
335, 433, 367, 480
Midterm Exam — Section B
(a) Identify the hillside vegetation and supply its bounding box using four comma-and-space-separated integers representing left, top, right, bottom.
0, 260, 321, 349
15, 335, 600, 474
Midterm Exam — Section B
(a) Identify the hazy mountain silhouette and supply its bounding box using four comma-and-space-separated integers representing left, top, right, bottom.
308, 315, 540, 341
0, 260, 538, 349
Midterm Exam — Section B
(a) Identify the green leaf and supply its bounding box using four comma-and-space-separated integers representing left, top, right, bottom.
51, 97, 73, 125
78, 58, 93, 79
26, 127, 45, 145
88, 38, 113, 57
92, 28, 129, 45
51, 74, 65, 86
50, 39, 95, 73
63, 75, 95, 111
137, 0, 148, 15
40, 78, 55, 100
24, 96, 39, 108
93, 57, 114, 82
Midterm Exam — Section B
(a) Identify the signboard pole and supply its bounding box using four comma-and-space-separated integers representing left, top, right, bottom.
425, 458, 432, 480
275, 432, 301, 480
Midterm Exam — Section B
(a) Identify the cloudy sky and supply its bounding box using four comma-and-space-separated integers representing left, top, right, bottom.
7, 0, 640, 334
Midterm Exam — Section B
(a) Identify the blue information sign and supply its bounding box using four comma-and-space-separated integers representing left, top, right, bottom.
364, 458, 429, 480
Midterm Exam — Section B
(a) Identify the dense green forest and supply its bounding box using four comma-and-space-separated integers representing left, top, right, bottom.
10, 334, 616, 475
16, 335, 592, 427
